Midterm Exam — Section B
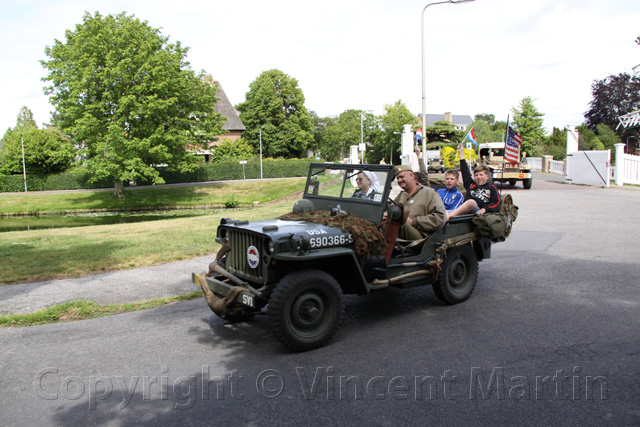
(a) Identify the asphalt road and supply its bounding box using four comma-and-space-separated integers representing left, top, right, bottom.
1, 176, 640, 426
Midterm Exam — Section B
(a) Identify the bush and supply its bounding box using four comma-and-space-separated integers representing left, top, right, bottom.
0, 169, 120, 192
156, 158, 315, 183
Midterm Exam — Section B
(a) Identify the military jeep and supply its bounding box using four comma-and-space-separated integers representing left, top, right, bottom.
192, 163, 493, 352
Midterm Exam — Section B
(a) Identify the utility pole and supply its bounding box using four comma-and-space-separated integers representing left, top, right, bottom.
21, 136, 27, 192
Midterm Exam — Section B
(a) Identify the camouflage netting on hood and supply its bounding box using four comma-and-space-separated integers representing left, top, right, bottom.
278, 211, 386, 263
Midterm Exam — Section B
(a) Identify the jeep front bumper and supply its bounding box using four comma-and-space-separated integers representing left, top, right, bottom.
192, 273, 256, 308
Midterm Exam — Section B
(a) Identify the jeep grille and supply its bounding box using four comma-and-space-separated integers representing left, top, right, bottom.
226, 229, 265, 282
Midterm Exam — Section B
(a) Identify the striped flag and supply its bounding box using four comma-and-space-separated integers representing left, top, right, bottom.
505, 126, 522, 164
415, 128, 423, 142
463, 127, 477, 146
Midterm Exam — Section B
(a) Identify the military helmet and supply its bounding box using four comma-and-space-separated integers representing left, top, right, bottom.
292, 199, 315, 214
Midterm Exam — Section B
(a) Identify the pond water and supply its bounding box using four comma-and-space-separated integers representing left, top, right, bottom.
0, 209, 225, 232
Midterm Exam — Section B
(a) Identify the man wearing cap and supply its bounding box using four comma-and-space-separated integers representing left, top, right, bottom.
393, 164, 446, 240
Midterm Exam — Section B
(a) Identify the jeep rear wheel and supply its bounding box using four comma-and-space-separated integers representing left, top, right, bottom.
433, 245, 478, 305
268, 269, 344, 352
523, 178, 532, 189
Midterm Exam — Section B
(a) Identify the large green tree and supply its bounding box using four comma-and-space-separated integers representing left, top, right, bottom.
374, 100, 415, 165
423, 120, 462, 146
471, 113, 506, 145
594, 123, 622, 151
0, 107, 75, 174
41, 12, 223, 195
237, 69, 313, 158
310, 111, 336, 160
210, 137, 253, 162
511, 96, 546, 155
310, 110, 380, 162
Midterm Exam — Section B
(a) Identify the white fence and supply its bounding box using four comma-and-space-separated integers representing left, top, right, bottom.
525, 157, 542, 170
549, 160, 565, 175
614, 143, 640, 186
524, 157, 565, 175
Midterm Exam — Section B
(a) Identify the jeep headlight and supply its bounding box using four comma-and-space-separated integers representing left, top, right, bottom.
219, 228, 229, 244
265, 238, 274, 255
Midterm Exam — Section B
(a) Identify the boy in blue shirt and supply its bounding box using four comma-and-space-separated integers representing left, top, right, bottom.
437, 169, 471, 220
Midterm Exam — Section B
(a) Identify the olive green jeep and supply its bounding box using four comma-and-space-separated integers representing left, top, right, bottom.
192, 163, 494, 352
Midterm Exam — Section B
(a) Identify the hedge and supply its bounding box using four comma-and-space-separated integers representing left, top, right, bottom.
0, 158, 317, 192
0, 171, 114, 192
156, 158, 315, 183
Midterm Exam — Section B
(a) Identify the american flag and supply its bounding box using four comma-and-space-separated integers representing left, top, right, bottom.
505, 126, 522, 164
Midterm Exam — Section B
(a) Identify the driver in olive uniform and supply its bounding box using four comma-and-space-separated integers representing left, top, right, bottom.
393, 165, 446, 240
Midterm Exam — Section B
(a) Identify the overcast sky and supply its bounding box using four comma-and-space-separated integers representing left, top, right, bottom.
1, 0, 639, 135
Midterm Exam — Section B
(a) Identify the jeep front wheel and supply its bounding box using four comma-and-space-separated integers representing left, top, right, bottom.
268, 269, 344, 352
433, 245, 478, 305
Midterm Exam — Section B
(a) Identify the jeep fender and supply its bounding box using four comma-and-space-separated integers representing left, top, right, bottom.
272, 247, 369, 295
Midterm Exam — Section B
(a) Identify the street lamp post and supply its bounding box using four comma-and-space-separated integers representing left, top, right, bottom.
21, 136, 27, 192
421, 0, 475, 156
259, 125, 263, 180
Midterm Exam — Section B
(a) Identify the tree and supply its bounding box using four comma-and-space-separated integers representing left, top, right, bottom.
375, 100, 415, 165
474, 113, 495, 127
471, 113, 505, 144
237, 69, 313, 158
576, 125, 604, 150
423, 120, 462, 146
210, 137, 253, 162
0, 107, 75, 174
15, 106, 37, 129
511, 96, 546, 155
41, 12, 224, 196
594, 123, 622, 151
309, 110, 380, 162
310, 111, 333, 160
585, 73, 640, 134
330, 109, 363, 160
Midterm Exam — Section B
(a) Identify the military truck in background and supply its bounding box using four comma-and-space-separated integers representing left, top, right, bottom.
425, 149, 445, 173
478, 142, 533, 189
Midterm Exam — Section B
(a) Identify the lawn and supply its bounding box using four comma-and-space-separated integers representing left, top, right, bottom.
0, 178, 305, 214
0, 200, 294, 285
0, 177, 309, 284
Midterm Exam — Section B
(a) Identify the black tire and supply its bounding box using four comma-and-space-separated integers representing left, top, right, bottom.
268, 269, 344, 352
433, 245, 478, 305
523, 178, 532, 189
508, 179, 517, 186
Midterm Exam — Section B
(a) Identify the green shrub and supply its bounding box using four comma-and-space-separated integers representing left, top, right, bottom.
224, 195, 239, 209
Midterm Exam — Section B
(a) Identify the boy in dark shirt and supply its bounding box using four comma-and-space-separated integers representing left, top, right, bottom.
452, 144, 501, 215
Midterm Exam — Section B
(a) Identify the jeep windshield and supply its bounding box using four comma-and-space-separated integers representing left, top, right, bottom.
303, 163, 394, 224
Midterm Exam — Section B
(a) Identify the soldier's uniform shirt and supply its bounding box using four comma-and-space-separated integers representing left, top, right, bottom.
394, 183, 446, 237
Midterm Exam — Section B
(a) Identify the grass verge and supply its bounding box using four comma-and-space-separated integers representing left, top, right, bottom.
0, 200, 293, 285
0, 178, 305, 215
0, 291, 203, 327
